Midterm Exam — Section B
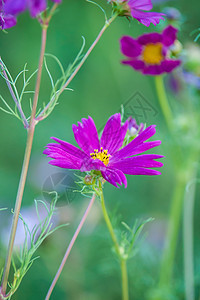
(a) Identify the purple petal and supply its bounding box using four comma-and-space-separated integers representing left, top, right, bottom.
4, 0, 27, 15
44, 148, 83, 169
3, 14, 17, 29
80, 158, 106, 172
160, 59, 181, 73
111, 154, 164, 170
101, 168, 127, 188
28, 0, 46, 18
72, 116, 100, 155
115, 166, 162, 176
122, 59, 145, 71
120, 36, 142, 58
49, 159, 81, 169
131, 9, 165, 26
128, 0, 153, 11
100, 113, 128, 154
162, 25, 178, 47
0, 15, 4, 29
50, 137, 88, 159
123, 140, 162, 156
43, 136, 92, 170
112, 125, 158, 159
43, 144, 84, 169
138, 32, 162, 45
143, 64, 164, 75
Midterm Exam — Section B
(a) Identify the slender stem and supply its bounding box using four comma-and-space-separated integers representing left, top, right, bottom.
46, 3, 58, 24
0, 27, 47, 297
99, 182, 129, 300
45, 194, 96, 300
183, 165, 198, 300
154, 75, 184, 170
29, 27, 47, 126
0, 62, 29, 128
159, 172, 187, 288
36, 14, 117, 121
121, 259, 129, 300
154, 75, 173, 132
99, 182, 120, 256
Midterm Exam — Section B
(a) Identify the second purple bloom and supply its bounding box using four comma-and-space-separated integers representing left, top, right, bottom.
120, 25, 181, 75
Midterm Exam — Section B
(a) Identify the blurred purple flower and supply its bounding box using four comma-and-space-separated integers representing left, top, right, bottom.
44, 113, 163, 188
110, 0, 165, 26
4, 0, 61, 18
163, 7, 181, 21
120, 25, 181, 75
0, 0, 16, 29
168, 73, 182, 94
182, 70, 200, 90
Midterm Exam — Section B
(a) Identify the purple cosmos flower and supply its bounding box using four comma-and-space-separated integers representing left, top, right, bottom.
4, 0, 61, 18
44, 114, 163, 188
110, 0, 165, 26
120, 25, 181, 75
0, 0, 16, 29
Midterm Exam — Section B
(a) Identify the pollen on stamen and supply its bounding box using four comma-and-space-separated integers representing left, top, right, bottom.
90, 148, 111, 166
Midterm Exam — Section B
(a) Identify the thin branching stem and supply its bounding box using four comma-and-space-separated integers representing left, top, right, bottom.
45, 194, 96, 300
36, 13, 117, 121
0, 26, 48, 298
0, 62, 29, 128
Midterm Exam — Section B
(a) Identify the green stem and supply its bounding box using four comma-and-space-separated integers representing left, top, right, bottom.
99, 182, 129, 300
121, 259, 129, 300
183, 164, 198, 300
159, 172, 186, 288
99, 183, 120, 256
0, 26, 47, 298
154, 75, 173, 132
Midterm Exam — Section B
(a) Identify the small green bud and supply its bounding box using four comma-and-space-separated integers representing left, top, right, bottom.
84, 175, 94, 185
110, 1, 131, 17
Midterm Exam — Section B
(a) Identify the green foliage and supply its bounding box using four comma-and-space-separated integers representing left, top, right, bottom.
5, 193, 68, 299
37, 38, 86, 121
119, 218, 154, 260
0, 59, 37, 127
191, 27, 200, 42
74, 172, 103, 198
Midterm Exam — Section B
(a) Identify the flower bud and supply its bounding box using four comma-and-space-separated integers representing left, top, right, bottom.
84, 175, 94, 185
128, 117, 144, 137
108, 0, 131, 17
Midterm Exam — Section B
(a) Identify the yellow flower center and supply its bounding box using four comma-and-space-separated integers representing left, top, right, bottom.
143, 43, 163, 65
90, 147, 111, 166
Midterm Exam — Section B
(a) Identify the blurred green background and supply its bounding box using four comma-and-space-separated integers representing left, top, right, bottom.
0, 0, 200, 299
